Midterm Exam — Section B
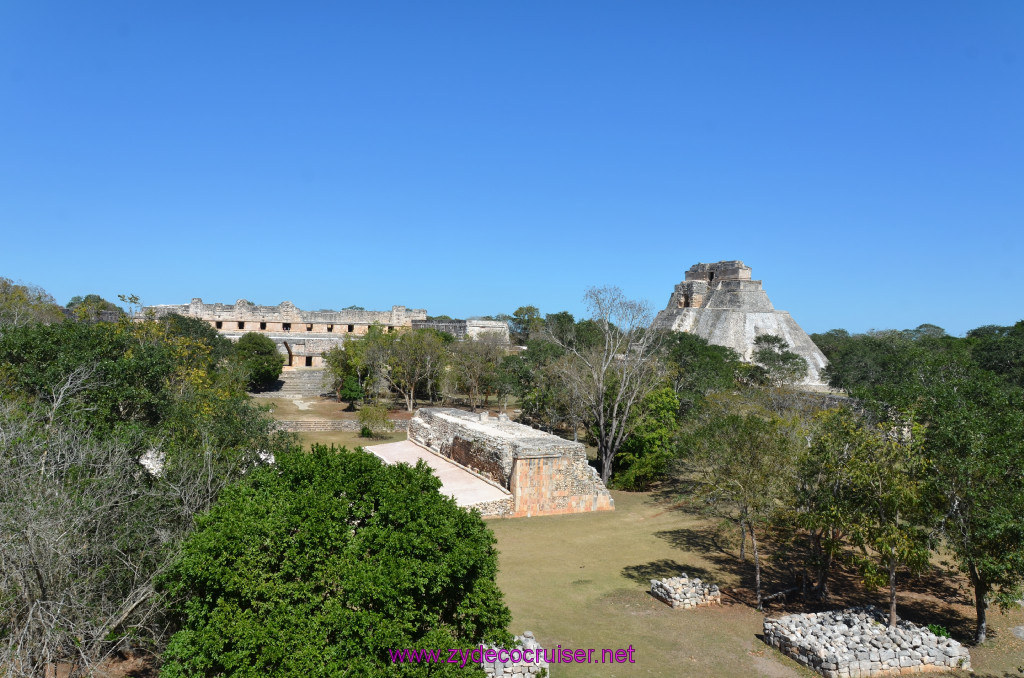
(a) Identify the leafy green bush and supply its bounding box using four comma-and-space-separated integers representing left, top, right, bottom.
359, 424, 374, 438
159, 445, 512, 677
927, 623, 951, 638
357, 404, 395, 438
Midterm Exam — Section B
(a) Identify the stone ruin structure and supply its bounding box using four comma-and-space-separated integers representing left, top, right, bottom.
142, 298, 425, 368
763, 607, 971, 677
650, 574, 722, 609
412, 318, 510, 343
142, 299, 511, 369
408, 408, 614, 517
651, 260, 828, 386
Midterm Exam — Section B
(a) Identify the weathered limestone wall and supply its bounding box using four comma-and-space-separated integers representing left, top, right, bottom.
145, 298, 426, 327
411, 318, 511, 343
141, 299, 427, 369
510, 451, 613, 517
408, 408, 614, 517
465, 319, 511, 342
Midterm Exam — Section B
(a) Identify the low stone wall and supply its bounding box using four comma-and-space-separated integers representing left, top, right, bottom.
481, 631, 548, 677
473, 496, 515, 519
763, 607, 971, 677
272, 419, 409, 432
650, 574, 721, 609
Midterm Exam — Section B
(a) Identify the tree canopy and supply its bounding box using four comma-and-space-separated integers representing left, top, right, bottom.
159, 445, 512, 678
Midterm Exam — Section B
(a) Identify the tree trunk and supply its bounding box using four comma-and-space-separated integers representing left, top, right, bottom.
888, 558, 898, 627
969, 562, 989, 644
739, 520, 747, 562
812, 530, 833, 600
599, 441, 613, 484
749, 521, 762, 610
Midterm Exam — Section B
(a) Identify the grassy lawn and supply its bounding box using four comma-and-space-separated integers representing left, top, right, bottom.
294, 429, 407, 449
488, 490, 1024, 678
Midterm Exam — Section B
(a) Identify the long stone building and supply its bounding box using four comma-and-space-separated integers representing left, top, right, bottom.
143, 298, 427, 368
651, 261, 828, 386
405, 408, 614, 517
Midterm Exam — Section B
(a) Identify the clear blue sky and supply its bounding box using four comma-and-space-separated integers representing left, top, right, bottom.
2, 1, 1021, 335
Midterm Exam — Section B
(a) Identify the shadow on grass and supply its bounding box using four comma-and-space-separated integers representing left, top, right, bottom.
654, 525, 733, 556
621, 558, 718, 585
646, 476, 702, 508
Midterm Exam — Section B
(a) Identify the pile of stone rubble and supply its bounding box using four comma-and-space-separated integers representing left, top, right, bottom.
763, 607, 971, 677
481, 631, 548, 677
650, 574, 721, 609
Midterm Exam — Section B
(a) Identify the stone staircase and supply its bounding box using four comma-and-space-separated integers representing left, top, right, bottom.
252, 368, 329, 398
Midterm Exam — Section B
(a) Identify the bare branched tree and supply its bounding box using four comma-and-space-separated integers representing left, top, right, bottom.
0, 404, 273, 677
546, 286, 663, 483
0, 404, 173, 677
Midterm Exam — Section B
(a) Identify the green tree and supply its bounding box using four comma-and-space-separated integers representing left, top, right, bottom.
386, 328, 448, 411
233, 332, 284, 391
157, 312, 235, 363
357, 403, 395, 438
966, 320, 1024, 388
660, 332, 740, 415
66, 293, 124, 321
614, 387, 680, 490
796, 407, 862, 600
159, 445, 512, 677
687, 406, 799, 608
843, 413, 931, 628
923, 370, 1024, 642
509, 305, 543, 344
322, 341, 368, 404
337, 376, 364, 410
0, 277, 64, 330
449, 335, 504, 410
828, 328, 1024, 639
751, 334, 808, 387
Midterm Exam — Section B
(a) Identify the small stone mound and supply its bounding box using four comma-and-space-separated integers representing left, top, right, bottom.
650, 574, 721, 609
763, 606, 971, 677
481, 631, 548, 676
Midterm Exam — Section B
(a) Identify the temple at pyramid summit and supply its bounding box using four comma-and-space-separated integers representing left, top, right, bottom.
651, 260, 828, 386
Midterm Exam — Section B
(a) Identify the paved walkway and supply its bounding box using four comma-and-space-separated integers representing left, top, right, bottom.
366, 440, 510, 507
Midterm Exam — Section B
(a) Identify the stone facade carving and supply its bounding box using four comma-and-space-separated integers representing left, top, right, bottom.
652, 261, 829, 386
141, 298, 427, 368
408, 408, 614, 517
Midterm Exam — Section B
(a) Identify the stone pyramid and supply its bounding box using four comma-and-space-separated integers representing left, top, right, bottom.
651, 260, 828, 386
